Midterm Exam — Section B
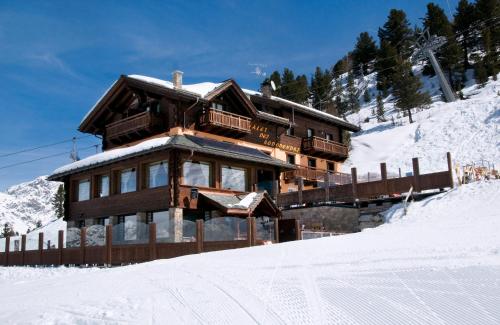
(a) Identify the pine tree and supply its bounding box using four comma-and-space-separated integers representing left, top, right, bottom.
375, 41, 398, 95
36, 220, 43, 228
332, 54, 351, 78
378, 9, 413, 57
363, 90, 371, 103
352, 32, 378, 75
346, 72, 360, 113
280, 68, 295, 100
454, 0, 476, 70
475, 0, 500, 78
52, 184, 65, 219
376, 94, 386, 122
392, 60, 431, 123
310, 67, 334, 111
1, 223, 15, 238
293, 74, 309, 104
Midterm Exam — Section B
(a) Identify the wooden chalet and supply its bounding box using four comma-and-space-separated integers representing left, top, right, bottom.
49, 71, 359, 243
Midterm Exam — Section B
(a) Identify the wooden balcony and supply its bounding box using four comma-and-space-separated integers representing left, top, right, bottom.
199, 108, 251, 135
302, 136, 348, 159
283, 166, 326, 182
106, 111, 163, 143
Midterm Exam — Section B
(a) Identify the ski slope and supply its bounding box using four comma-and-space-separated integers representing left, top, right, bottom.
0, 181, 498, 324
344, 72, 499, 176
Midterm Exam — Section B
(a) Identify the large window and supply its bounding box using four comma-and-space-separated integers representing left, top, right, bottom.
78, 179, 90, 201
98, 175, 109, 197
287, 154, 296, 165
152, 211, 170, 240
221, 166, 247, 191
120, 168, 136, 193
183, 161, 211, 187
148, 161, 168, 188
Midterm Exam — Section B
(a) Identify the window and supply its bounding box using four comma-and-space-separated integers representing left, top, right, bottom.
120, 168, 136, 193
182, 161, 211, 187
149, 161, 168, 188
308, 158, 316, 168
286, 127, 295, 136
326, 133, 333, 141
97, 217, 110, 226
151, 211, 170, 240
78, 179, 90, 201
98, 175, 109, 197
221, 166, 247, 191
327, 162, 335, 172
307, 128, 314, 138
287, 154, 296, 165
211, 102, 224, 111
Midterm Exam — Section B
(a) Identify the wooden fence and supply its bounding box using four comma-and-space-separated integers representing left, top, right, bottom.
278, 152, 454, 208
0, 217, 292, 267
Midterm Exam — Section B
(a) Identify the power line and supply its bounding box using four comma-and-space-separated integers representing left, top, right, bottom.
0, 144, 99, 171
0, 135, 93, 159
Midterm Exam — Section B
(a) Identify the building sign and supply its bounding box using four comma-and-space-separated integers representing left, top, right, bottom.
250, 123, 300, 153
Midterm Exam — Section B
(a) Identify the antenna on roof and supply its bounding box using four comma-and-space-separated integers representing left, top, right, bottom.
270, 80, 276, 91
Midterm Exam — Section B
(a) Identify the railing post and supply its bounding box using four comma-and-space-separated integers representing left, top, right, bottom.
21, 234, 26, 266
295, 219, 302, 241
380, 162, 388, 195
149, 223, 157, 261
351, 167, 358, 201
80, 227, 86, 265
5, 236, 10, 266
297, 177, 303, 205
446, 152, 454, 188
274, 218, 279, 243
105, 225, 112, 266
196, 219, 204, 253
38, 232, 44, 265
58, 230, 64, 266
412, 157, 420, 192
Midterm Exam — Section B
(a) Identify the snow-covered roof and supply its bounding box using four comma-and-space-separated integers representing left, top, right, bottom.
52, 136, 172, 176
82, 74, 358, 131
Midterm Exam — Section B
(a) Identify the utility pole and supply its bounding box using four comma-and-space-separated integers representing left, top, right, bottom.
413, 28, 456, 103
70, 137, 80, 162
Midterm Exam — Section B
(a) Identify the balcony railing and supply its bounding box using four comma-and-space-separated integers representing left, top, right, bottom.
106, 111, 162, 141
302, 136, 348, 158
284, 166, 326, 181
199, 108, 251, 134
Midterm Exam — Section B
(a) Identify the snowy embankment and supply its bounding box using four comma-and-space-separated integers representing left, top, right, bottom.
0, 181, 498, 324
344, 73, 499, 175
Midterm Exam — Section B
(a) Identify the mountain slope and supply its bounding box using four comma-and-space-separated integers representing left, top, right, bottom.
344, 72, 499, 176
0, 176, 61, 234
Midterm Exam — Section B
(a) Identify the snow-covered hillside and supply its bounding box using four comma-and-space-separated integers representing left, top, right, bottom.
344, 72, 499, 175
0, 181, 498, 324
0, 177, 61, 234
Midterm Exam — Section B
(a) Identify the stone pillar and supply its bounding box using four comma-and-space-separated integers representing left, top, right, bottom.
170, 208, 183, 242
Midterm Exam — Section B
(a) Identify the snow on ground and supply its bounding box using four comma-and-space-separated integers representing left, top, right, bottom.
344, 73, 500, 176
0, 181, 498, 324
0, 177, 60, 234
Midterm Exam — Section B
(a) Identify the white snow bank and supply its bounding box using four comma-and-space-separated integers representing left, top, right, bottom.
0, 181, 499, 324
52, 136, 171, 175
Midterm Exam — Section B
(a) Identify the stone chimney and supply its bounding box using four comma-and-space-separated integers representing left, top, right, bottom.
261, 82, 272, 98
172, 70, 183, 89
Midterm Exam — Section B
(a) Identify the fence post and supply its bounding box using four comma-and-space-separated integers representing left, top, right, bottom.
274, 218, 279, 243
246, 217, 252, 247
38, 232, 44, 265
380, 162, 388, 195
21, 234, 26, 266
446, 152, 454, 188
324, 172, 330, 202
80, 227, 86, 265
105, 225, 112, 266
5, 236, 10, 266
297, 177, 303, 205
351, 167, 358, 201
412, 157, 420, 192
58, 230, 64, 266
295, 219, 302, 241
195, 220, 204, 253
149, 223, 157, 261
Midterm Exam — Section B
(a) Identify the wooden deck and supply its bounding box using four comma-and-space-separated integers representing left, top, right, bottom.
106, 111, 162, 142
302, 136, 348, 159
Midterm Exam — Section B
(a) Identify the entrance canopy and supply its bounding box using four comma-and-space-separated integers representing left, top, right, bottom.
198, 191, 281, 218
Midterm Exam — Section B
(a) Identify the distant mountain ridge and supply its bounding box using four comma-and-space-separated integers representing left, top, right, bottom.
0, 176, 61, 234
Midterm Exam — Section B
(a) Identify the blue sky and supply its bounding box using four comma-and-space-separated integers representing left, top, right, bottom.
0, 0, 459, 189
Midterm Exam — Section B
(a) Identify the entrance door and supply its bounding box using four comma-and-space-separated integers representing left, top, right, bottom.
257, 169, 274, 195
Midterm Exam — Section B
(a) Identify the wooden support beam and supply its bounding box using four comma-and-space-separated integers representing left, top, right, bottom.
21, 234, 26, 266
58, 230, 64, 265
351, 167, 358, 200
447, 152, 454, 189
80, 227, 87, 265
106, 225, 112, 266
38, 232, 44, 265
149, 223, 157, 261
274, 218, 279, 243
412, 157, 420, 192
295, 219, 302, 241
196, 220, 204, 253
380, 163, 388, 195
5, 236, 10, 266
324, 172, 330, 202
297, 177, 304, 205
